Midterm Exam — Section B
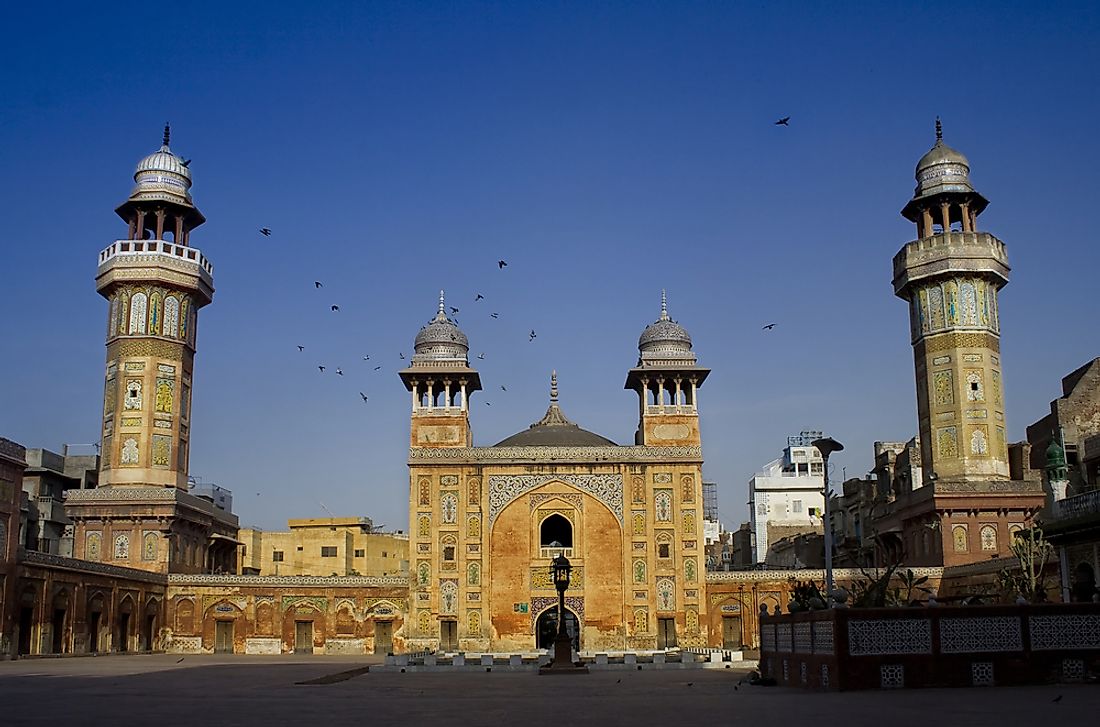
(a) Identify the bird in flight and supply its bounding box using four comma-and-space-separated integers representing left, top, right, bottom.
336, 368, 344, 376
362, 355, 370, 361
318, 365, 326, 372
450, 307, 459, 315
181, 159, 192, 168
314, 281, 323, 288
774, 116, 790, 126
359, 392, 369, 402
529, 329, 537, 341
259, 228, 272, 236
297, 345, 305, 352
477, 353, 486, 360
399, 353, 406, 360
762, 323, 777, 330
331, 305, 340, 312
500, 385, 507, 392
373, 365, 382, 371
490, 312, 499, 319
475, 294, 484, 301
498, 260, 508, 269
485, 401, 492, 406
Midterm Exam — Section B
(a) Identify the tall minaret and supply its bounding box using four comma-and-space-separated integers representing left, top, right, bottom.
399, 291, 481, 448
893, 120, 1011, 484
96, 124, 213, 488
65, 127, 235, 580
625, 291, 710, 446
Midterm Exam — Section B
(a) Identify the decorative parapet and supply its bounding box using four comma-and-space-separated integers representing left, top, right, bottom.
705, 567, 944, 584
1052, 489, 1100, 521
65, 486, 238, 527
19, 548, 168, 585
892, 231, 1009, 295
933, 479, 1044, 495
99, 240, 214, 279
409, 445, 702, 464
168, 574, 410, 588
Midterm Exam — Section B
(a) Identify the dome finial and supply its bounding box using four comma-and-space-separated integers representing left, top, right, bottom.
163, 122, 171, 148
550, 370, 558, 403
935, 116, 942, 143
660, 289, 669, 321
438, 289, 445, 316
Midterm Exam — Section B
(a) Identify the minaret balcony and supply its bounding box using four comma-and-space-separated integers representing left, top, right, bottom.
892, 231, 1009, 297
97, 240, 214, 302
413, 406, 467, 417
645, 404, 697, 416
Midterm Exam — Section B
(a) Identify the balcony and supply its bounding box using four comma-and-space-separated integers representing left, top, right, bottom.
1053, 489, 1100, 520
539, 547, 573, 559
99, 240, 214, 281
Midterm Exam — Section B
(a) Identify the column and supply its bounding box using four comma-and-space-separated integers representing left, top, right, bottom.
674, 378, 683, 407
444, 380, 452, 409
460, 381, 468, 412
127, 218, 137, 240
411, 383, 419, 412
690, 379, 698, 412
921, 208, 933, 238
135, 210, 146, 240
939, 202, 951, 233
639, 378, 648, 417
426, 380, 434, 410
657, 378, 665, 410
174, 216, 184, 244
960, 202, 972, 232
154, 209, 166, 241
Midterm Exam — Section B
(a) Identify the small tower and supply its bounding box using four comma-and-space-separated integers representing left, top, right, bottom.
625, 291, 709, 446
399, 291, 481, 448
1045, 440, 1070, 503
893, 120, 1011, 483
65, 127, 235, 576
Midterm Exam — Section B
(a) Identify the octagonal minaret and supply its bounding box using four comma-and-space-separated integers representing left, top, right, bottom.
95, 125, 214, 488
893, 120, 1011, 484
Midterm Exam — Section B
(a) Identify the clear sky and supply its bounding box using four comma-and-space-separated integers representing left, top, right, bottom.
2, 1, 1098, 532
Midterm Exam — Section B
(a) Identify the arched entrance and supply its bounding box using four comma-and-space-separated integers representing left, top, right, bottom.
51, 590, 70, 654
536, 607, 580, 651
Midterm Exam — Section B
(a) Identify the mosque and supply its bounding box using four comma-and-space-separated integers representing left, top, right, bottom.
0, 120, 1047, 657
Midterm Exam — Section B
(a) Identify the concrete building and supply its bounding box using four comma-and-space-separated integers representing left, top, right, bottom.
401, 290, 712, 652
19, 446, 98, 557
747, 432, 825, 565
237, 518, 409, 577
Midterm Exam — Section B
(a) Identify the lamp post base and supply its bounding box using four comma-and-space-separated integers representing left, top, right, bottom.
538, 633, 588, 674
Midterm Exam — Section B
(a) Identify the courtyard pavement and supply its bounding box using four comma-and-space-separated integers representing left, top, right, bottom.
0, 654, 1096, 726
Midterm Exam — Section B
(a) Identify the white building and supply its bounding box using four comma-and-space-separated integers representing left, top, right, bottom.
748, 432, 826, 565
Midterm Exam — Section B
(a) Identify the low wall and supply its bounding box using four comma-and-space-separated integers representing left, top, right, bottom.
760, 604, 1100, 690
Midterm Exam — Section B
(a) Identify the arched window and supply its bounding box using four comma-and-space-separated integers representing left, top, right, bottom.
128, 293, 148, 334
163, 296, 180, 338
441, 493, 457, 523
540, 514, 573, 548
980, 525, 998, 551
952, 525, 968, 553
657, 578, 675, 611
114, 533, 130, 560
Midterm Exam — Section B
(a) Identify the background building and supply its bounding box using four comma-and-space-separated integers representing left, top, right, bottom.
19, 445, 98, 557
237, 518, 409, 577
747, 432, 825, 565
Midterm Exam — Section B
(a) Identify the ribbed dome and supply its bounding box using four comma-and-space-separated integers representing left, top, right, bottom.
127, 125, 195, 206
913, 119, 976, 198
639, 291, 693, 355
412, 291, 469, 361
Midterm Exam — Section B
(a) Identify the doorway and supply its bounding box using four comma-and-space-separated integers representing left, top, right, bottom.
440, 620, 458, 651
17, 607, 34, 656
374, 621, 393, 655
722, 616, 742, 649
88, 611, 101, 652
535, 608, 580, 651
144, 614, 156, 651
657, 618, 677, 649
214, 620, 234, 654
294, 621, 314, 654
118, 612, 130, 652
51, 608, 66, 653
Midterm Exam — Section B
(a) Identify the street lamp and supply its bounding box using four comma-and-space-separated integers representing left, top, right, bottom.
812, 436, 844, 603
541, 553, 588, 673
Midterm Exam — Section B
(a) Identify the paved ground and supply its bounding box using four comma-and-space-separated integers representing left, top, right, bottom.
1, 654, 1096, 726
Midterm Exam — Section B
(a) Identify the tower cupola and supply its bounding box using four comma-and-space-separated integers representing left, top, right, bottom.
115, 124, 205, 243
412, 290, 470, 364
637, 290, 697, 367
902, 118, 988, 237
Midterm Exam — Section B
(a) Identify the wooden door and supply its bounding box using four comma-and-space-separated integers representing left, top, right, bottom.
214, 620, 234, 654
657, 618, 677, 649
374, 621, 393, 655
294, 621, 314, 654
722, 616, 742, 649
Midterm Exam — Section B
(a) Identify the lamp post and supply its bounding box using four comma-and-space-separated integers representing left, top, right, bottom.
812, 436, 844, 602
541, 553, 588, 674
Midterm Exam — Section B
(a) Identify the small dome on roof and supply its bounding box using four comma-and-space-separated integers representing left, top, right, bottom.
493, 371, 618, 448
413, 291, 469, 361
126, 124, 195, 207
639, 290, 692, 353
913, 118, 976, 198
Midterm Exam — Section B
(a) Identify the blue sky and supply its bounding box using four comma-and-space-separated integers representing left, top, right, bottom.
2, 1, 1098, 532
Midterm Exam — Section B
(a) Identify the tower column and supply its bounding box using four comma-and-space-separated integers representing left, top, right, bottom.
135, 210, 146, 239
426, 380, 435, 409
155, 209, 166, 240
412, 382, 420, 412
960, 202, 972, 232
460, 381, 468, 412
939, 201, 951, 232
921, 208, 933, 238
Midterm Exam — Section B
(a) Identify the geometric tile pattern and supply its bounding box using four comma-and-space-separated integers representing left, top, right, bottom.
941, 617, 1022, 653
812, 620, 835, 654
848, 619, 932, 656
971, 661, 994, 686
1030, 615, 1100, 651
1062, 658, 1086, 682
880, 664, 904, 689
794, 622, 812, 653
761, 624, 777, 652
777, 623, 792, 653
820, 664, 830, 689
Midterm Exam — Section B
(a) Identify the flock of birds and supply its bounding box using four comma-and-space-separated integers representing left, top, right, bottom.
259, 117, 788, 409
